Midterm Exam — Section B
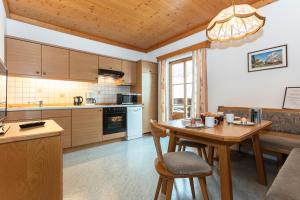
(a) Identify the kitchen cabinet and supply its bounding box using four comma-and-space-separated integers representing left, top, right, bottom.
70, 51, 99, 82
121, 60, 136, 85
5, 110, 42, 122
42, 45, 69, 79
133, 60, 158, 133
99, 56, 122, 71
42, 110, 72, 148
6, 38, 42, 77
0, 121, 62, 200
72, 108, 103, 146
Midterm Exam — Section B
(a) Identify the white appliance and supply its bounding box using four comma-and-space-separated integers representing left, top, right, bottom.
126, 106, 142, 140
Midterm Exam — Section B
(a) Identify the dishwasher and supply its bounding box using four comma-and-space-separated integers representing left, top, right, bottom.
126, 106, 142, 140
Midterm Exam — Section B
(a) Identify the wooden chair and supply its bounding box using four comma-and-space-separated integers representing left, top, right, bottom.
150, 120, 212, 200
177, 139, 209, 162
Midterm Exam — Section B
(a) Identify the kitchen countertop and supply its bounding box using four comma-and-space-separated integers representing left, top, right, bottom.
7, 104, 143, 111
0, 120, 63, 144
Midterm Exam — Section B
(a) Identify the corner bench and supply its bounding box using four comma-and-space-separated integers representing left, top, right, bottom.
218, 106, 300, 162
265, 148, 300, 200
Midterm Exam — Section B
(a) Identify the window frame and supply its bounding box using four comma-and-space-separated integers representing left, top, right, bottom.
169, 57, 192, 119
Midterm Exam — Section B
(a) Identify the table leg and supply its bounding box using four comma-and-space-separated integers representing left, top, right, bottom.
162, 131, 177, 194
252, 134, 267, 185
208, 145, 215, 166
218, 144, 233, 200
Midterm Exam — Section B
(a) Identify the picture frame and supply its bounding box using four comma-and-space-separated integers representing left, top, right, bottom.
282, 87, 300, 109
248, 45, 288, 72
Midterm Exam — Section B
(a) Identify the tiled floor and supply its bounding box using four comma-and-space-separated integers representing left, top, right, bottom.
63, 135, 278, 200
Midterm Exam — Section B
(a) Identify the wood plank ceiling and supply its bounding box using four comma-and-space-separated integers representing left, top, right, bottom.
4, 0, 275, 52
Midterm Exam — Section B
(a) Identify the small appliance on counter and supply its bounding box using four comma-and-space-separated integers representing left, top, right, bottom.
73, 96, 83, 105
117, 93, 139, 105
85, 92, 97, 105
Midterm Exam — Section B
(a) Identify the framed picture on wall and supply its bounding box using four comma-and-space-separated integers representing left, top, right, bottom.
283, 87, 300, 109
248, 45, 288, 72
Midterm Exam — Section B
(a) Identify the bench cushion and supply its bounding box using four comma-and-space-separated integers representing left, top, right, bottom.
260, 131, 300, 154
265, 148, 300, 200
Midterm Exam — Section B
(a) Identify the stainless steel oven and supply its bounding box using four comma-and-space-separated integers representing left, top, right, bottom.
103, 107, 127, 135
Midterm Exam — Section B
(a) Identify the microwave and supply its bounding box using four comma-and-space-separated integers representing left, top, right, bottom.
117, 93, 138, 105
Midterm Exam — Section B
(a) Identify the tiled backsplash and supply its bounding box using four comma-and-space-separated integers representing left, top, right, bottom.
2, 76, 130, 105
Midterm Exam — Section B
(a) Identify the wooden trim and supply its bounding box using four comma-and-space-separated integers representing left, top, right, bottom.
218, 106, 300, 113
157, 41, 210, 61
8, 13, 147, 53
148, 0, 277, 53
2, 0, 10, 17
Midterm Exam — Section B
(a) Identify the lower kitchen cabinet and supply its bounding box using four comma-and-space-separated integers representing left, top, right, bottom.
71, 108, 103, 147
42, 110, 72, 149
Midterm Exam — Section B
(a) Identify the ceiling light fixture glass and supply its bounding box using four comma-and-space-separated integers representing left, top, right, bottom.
206, 0, 266, 42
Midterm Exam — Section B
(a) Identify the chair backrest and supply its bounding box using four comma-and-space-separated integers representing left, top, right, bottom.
150, 119, 168, 164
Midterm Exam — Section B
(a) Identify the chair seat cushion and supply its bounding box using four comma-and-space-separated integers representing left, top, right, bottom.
260, 132, 300, 152
265, 148, 300, 200
163, 151, 211, 175
178, 139, 207, 148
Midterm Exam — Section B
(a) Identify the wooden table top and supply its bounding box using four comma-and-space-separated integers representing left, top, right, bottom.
158, 120, 272, 143
0, 120, 63, 144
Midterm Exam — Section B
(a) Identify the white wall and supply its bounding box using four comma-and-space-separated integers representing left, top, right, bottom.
6, 19, 146, 61
0, 2, 6, 62
147, 0, 300, 112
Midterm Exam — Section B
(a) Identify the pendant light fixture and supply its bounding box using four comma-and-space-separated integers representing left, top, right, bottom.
206, 0, 266, 42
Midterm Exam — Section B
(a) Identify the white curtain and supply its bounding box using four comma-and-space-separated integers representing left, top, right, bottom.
191, 49, 208, 117
158, 59, 167, 122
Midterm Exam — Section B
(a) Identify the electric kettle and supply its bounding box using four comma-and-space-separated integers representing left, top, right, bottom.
73, 96, 83, 105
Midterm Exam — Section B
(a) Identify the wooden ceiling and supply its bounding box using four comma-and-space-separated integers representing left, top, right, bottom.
3, 0, 275, 52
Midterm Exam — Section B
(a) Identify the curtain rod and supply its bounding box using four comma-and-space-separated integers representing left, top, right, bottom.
156, 40, 211, 61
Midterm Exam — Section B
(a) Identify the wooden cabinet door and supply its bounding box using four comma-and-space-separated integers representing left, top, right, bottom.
5, 111, 42, 122
42, 45, 69, 79
71, 109, 103, 146
142, 73, 158, 133
142, 61, 158, 74
99, 56, 122, 71
6, 38, 41, 77
42, 110, 71, 149
70, 51, 98, 82
121, 60, 136, 85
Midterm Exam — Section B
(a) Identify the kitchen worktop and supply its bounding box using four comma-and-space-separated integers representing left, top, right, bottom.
7, 104, 143, 111
0, 120, 63, 144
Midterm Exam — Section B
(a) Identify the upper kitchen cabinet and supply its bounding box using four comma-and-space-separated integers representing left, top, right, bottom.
6, 38, 42, 77
99, 56, 122, 71
121, 60, 136, 85
70, 50, 99, 82
141, 61, 158, 74
42, 45, 69, 80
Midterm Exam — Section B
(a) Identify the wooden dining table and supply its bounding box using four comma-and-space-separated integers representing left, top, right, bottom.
158, 120, 272, 200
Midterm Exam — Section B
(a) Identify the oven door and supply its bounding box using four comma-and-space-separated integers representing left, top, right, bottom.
103, 112, 127, 135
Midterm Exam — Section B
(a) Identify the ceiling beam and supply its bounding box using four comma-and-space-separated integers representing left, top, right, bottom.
7, 13, 147, 53
157, 40, 210, 61
147, 0, 278, 53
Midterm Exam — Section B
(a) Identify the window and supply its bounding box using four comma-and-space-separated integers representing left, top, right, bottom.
169, 57, 192, 119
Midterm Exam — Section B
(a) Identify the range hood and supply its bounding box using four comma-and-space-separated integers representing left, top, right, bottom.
98, 69, 124, 78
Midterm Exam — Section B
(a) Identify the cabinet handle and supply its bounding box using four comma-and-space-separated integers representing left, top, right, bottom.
42, 72, 46, 75
36, 71, 40, 74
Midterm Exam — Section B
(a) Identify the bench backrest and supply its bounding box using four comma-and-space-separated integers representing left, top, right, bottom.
218, 106, 300, 135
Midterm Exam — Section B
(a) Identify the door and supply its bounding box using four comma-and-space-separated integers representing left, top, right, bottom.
121, 60, 136, 85
6, 38, 42, 77
42, 45, 69, 79
99, 56, 122, 71
70, 51, 98, 82
71, 109, 102, 146
142, 73, 158, 133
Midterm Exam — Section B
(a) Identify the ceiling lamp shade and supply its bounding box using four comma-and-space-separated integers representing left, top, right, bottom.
206, 4, 265, 42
